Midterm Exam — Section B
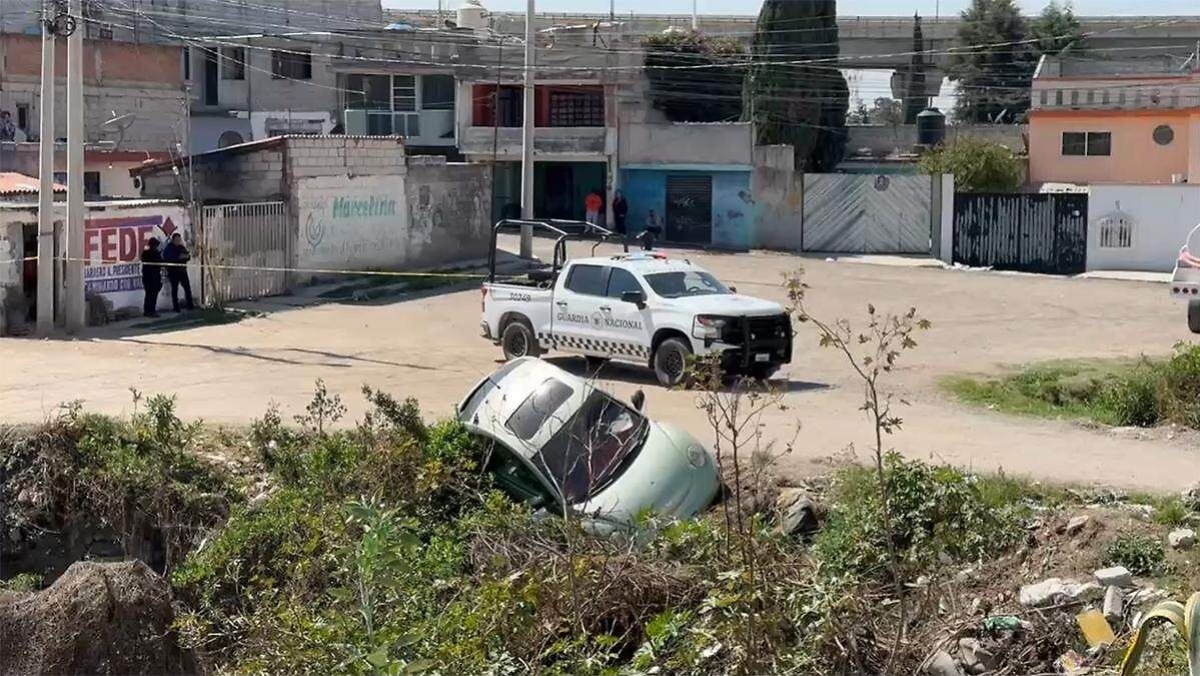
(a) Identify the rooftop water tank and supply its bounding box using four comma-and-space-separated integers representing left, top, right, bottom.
916, 108, 946, 147
457, 0, 487, 31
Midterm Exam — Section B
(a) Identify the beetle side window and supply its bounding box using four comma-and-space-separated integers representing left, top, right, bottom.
564, 264, 608, 296
606, 268, 642, 298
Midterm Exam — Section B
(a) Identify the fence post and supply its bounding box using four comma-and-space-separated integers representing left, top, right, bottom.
939, 174, 955, 265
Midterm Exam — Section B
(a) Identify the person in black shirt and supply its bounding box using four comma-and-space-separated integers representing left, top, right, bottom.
140, 237, 164, 317
612, 190, 628, 235
162, 233, 195, 312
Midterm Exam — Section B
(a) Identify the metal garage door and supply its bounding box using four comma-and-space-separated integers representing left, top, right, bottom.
665, 174, 713, 245
802, 174, 933, 254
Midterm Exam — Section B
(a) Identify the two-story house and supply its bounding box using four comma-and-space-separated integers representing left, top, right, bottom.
1029, 54, 1200, 185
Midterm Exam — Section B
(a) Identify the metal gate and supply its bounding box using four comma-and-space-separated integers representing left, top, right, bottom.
802, 174, 933, 253
953, 193, 1088, 274
201, 201, 289, 304
665, 174, 713, 245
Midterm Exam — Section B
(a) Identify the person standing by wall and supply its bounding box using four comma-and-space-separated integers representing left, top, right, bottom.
585, 189, 603, 226
162, 233, 195, 312
140, 237, 164, 318
612, 190, 628, 235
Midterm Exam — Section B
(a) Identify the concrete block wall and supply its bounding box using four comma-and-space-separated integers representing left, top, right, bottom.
285, 136, 408, 179
404, 159, 492, 265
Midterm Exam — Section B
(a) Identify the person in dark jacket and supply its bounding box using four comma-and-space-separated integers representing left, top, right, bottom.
162, 233, 195, 312
612, 190, 628, 235
140, 237, 164, 317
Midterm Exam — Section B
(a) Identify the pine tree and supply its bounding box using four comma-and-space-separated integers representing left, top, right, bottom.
1032, 1, 1083, 56
947, 0, 1034, 123
743, 0, 848, 171
904, 14, 928, 124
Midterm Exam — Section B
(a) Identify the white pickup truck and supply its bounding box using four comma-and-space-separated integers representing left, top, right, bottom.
1169, 223, 1200, 332
480, 221, 793, 386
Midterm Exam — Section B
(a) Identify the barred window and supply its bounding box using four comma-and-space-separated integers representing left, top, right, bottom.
548, 90, 604, 127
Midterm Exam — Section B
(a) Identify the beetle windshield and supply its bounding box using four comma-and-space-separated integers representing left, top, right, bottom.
533, 391, 648, 504
644, 270, 730, 299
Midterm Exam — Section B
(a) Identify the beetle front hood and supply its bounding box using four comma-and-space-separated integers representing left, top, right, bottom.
576, 421, 720, 524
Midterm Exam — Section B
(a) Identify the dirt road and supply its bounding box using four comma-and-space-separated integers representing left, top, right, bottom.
3, 237, 1196, 490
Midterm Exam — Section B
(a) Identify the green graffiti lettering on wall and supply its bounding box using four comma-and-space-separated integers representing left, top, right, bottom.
331, 195, 397, 219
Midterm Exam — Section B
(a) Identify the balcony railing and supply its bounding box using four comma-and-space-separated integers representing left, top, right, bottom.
343, 109, 456, 146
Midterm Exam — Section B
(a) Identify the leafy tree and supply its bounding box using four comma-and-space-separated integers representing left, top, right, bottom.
903, 14, 929, 124
743, 0, 848, 171
848, 100, 870, 124
870, 97, 904, 127
918, 137, 1023, 192
1032, 1, 1083, 56
643, 31, 746, 122
946, 0, 1034, 123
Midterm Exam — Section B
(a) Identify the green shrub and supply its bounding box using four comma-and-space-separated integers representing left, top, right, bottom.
815, 454, 1026, 579
1099, 362, 1161, 427
1156, 343, 1200, 428
1152, 499, 1189, 528
1104, 533, 1166, 576
0, 572, 42, 592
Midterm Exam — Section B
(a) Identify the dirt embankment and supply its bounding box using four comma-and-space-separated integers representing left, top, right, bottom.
0, 560, 202, 676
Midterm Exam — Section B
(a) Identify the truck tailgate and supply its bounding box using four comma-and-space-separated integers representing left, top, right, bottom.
1170, 224, 1200, 300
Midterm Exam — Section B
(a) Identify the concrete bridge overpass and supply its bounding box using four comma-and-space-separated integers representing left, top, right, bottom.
391, 10, 1200, 70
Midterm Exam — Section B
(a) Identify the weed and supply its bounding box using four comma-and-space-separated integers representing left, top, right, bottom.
0, 572, 42, 592
947, 345, 1200, 431
1104, 532, 1166, 576
1152, 499, 1191, 528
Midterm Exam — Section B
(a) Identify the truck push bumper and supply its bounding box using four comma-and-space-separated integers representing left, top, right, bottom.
715, 314, 793, 369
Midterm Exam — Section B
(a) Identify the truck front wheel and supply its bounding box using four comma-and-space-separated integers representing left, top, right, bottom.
1189, 300, 1200, 334
501, 319, 542, 360
653, 337, 693, 387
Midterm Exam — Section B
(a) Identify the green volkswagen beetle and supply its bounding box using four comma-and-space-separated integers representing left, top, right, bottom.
457, 358, 720, 533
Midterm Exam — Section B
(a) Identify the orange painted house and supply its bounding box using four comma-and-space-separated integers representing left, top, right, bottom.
1029, 55, 1200, 185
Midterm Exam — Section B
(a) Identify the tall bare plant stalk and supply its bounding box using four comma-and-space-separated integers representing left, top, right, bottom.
785, 271, 930, 670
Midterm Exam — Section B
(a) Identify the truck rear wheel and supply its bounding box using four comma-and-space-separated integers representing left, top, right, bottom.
653, 337, 693, 387
501, 319, 542, 360
1189, 300, 1200, 334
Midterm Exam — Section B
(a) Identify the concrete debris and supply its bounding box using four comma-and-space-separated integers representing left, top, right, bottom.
957, 637, 997, 675
775, 488, 820, 537
1168, 528, 1196, 550
1093, 566, 1132, 588
1103, 586, 1124, 624
1018, 578, 1103, 608
1064, 515, 1090, 535
924, 649, 965, 676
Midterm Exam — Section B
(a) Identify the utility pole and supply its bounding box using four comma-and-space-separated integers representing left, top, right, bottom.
691, 0, 697, 31
36, 0, 56, 334
64, 0, 85, 332
519, 0, 535, 258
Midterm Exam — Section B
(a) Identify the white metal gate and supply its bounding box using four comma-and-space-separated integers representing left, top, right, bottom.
202, 201, 289, 304
802, 174, 933, 254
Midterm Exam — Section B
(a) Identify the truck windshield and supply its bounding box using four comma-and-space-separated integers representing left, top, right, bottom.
533, 391, 648, 504
644, 270, 731, 299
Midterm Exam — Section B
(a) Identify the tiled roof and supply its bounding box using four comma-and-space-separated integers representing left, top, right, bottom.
0, 172, 66, 196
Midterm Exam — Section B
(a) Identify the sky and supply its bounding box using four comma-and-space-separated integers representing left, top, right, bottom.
384, 0, 1200, 17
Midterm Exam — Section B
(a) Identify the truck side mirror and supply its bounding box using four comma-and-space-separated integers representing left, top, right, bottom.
621, 290, 646, 308
631, 389, 645, 412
